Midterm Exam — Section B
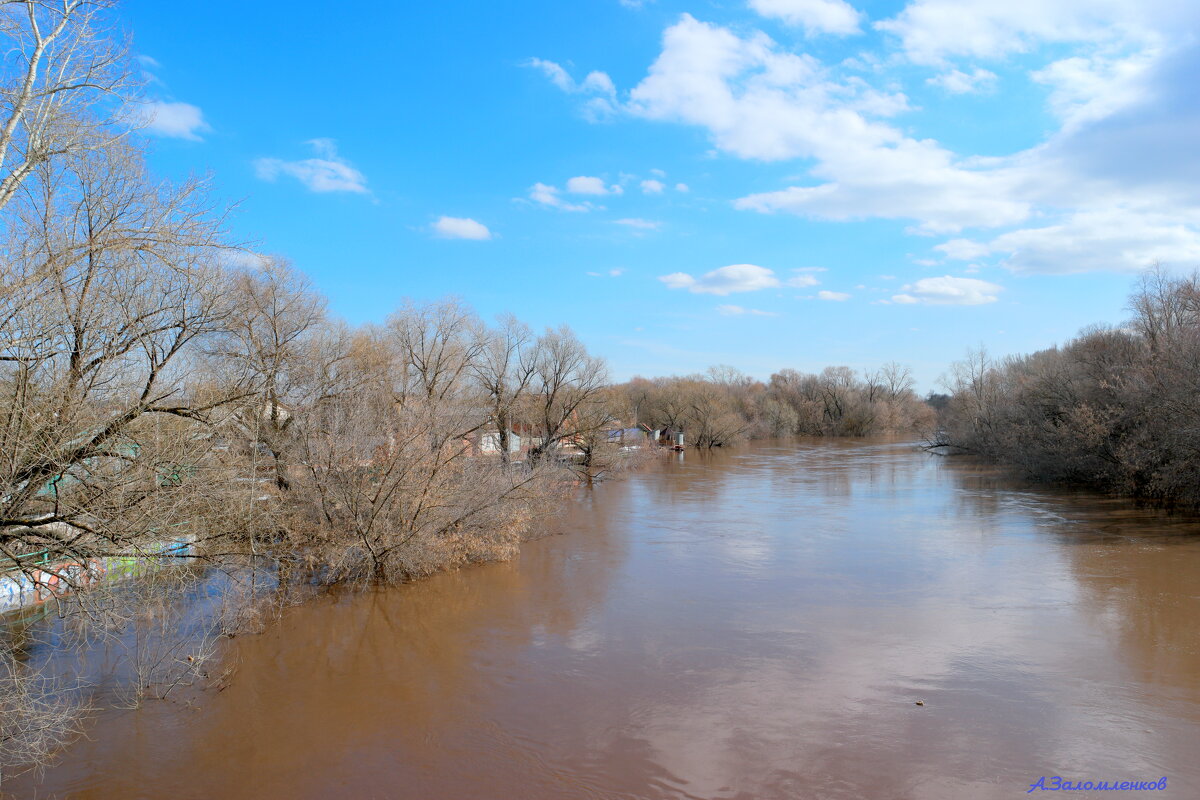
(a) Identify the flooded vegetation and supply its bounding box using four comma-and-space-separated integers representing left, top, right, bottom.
11, 440, 1200, 798
615, 361, 934, 448
934, 270, 1200, 509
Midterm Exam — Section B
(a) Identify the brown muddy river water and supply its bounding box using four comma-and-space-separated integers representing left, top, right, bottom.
16, 439, 1200, 799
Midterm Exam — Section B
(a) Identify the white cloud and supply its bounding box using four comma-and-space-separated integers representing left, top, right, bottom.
660, 263, 782, 295
136, 101, 210, 141
873, 0, 1165, 66
734, 158, 1027, 235
750, 0, 863, 36
640, 179, 666, 194
529, 183, 560, 205
432, 216, 492, 240
615, 218, 663, 230
624, 15, 1025, 234
567, 175, 620, 195
528, 182, 594, 211
718, 304, 779, 316
786, 273, 821, 288
935, 238, 991, 260
817, 290, 850, 300
526, 58, 618, 118
587, 267, 628, 277
872, 2, 1200, 256
940, 210, 1200, 274
255, 139, 368, 193
526, 58, 616, 96
926, 67, 997, 94
1036, 44, 1200, 204
528, 58, 573, 91
1032, 51, 1158, 134
549, 7, 1200, 272
627, 16, 910, 159
675, 182, 690, 192
891, 275, 1003, 305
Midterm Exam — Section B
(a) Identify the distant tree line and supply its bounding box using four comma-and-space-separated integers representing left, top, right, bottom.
617, 361, 935, 448
932, 269, 1200, 508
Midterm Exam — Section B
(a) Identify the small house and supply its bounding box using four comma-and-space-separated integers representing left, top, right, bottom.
477, 429, 523, 455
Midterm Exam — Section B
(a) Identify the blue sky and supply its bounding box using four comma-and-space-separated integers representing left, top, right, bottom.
125, 0, 1200, 391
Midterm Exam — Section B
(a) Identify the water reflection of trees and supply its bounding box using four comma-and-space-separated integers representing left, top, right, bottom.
652, 438, 918, 511
939, 452, 1200, 694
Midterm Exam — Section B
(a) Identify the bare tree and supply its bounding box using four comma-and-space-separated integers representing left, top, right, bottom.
471, 313, 536, 465
642, 376, 691, 434
684, 377, 750, 448
1128, 265, 1200, 353
527, 325, 609, 464
215, 257, 331, 491
622, 376, 654, 427
0, 0, 134, 212
0, 138, 244, 592
878, 361, 915, 401
760, 398, 799, 436
280, 311, 562, 583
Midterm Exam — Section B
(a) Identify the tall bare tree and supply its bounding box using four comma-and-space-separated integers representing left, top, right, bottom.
0, 138, 242, 589
527, 325, 609, 464
0, 0, 133, 212
472, 313, 537, 465
215, 257, 332, 491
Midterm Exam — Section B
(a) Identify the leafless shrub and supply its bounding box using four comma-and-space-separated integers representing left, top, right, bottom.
0, 645, 88, 789
271, 310, 575, 584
